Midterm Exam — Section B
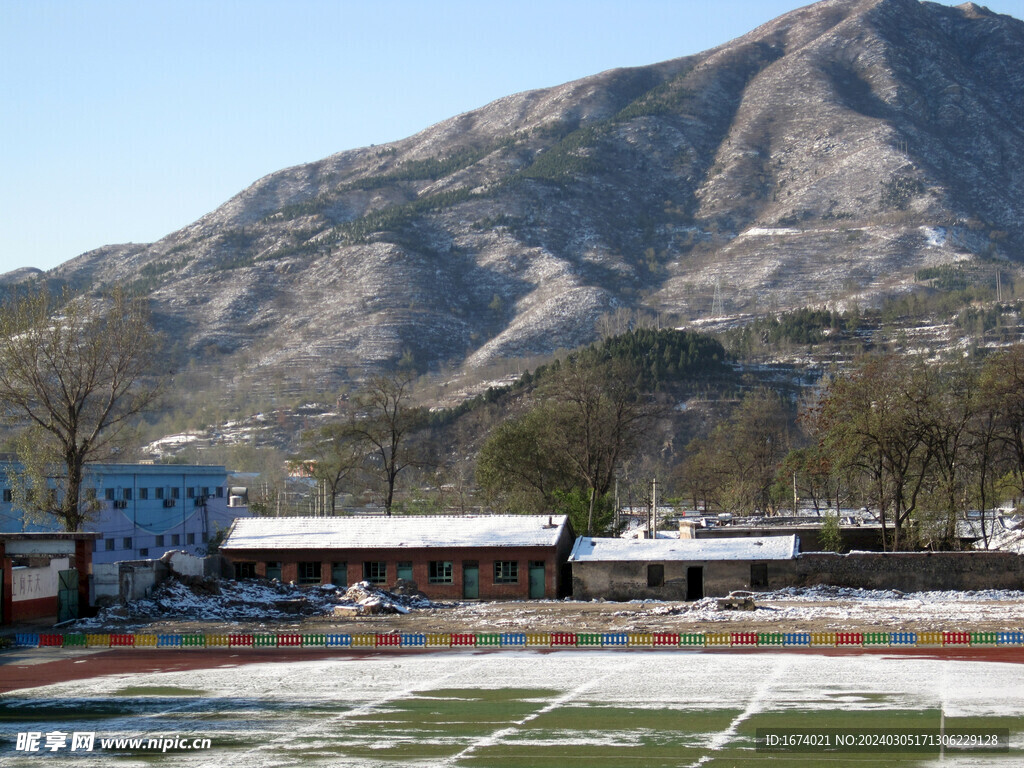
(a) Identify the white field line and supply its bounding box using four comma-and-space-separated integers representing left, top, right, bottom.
437, 656, 645, 767
218, 653, 495, 768
685, 654, 793, 768
939, 663, 947, 763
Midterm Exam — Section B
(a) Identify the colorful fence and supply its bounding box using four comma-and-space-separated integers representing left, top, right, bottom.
9, 629, 1024, 651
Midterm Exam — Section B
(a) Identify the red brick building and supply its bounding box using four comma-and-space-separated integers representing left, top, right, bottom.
220, 515, 574, 599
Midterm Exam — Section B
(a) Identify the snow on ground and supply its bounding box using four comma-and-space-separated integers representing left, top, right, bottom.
691, 586, 1024, 628
920, 225, 948, 247
738, 226, 803, 237
455, 586, 1024, 631
715, 586, 1024, 629
74, 579, 439, 628
68, 579, 1024, 633
74, 579, 341, 627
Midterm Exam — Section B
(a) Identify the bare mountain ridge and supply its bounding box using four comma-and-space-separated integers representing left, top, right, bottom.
39, 0, 1024, 397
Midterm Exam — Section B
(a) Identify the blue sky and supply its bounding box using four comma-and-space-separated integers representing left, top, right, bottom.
1, 0, 1021, 276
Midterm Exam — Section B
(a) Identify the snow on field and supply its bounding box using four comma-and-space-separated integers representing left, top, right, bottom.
3, 652, 1024, 767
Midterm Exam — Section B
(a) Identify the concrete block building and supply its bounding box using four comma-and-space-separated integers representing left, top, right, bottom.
569, 535, 800, 600
0, 463, 249, 564
220, 515, 574, 599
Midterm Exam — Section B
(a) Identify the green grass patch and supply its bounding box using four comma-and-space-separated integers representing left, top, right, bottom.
463, 743, 707, 768
345, 688, 558, 738
520, 704, 739, 734
743, 707, 943, 732
328, 739, 476, 761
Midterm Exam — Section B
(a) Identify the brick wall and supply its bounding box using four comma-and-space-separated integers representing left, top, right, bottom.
222, 544, 566, 599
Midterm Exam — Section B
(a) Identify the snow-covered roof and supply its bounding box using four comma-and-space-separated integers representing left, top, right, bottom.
981, 523, 1024, 554
222, 515, 569, 551
569, 535, 799, 562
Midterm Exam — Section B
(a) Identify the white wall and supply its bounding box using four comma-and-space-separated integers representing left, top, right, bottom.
11, 557, 69, 602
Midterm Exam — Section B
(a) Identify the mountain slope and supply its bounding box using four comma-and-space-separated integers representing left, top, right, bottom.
39, 0, 1024, 398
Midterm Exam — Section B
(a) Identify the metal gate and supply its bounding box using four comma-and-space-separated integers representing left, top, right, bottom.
58, 569, 79, 623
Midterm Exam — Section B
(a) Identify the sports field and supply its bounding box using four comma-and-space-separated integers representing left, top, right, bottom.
2, 649, 1023, 766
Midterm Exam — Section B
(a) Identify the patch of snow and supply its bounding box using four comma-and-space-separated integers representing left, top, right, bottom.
73, 577, 442, 628
738, 227, 802, 237
920, 225, 947, 247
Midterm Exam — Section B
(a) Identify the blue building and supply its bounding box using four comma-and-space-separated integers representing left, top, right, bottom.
0, 463, 250, 564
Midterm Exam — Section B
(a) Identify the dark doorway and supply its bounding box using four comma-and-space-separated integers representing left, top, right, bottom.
751, 563, 769, 589
686, 566, 704, 601
647, 563, 665, 588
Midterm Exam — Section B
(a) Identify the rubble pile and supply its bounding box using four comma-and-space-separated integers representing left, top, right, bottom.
76, 578, 340, 627
334, 580, 435, 616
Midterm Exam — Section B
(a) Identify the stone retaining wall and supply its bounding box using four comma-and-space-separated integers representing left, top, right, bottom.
796, 551, 1024, 592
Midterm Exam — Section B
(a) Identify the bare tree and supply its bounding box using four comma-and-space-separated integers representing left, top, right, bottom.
0, 288, 161, 531
291, 422, 362, 515
476, 356, 655, 535
544, 357, 656, 535
813, 356, 935, 551
679, 389, 791, 516
347, 373, 425, 516
979, 345, 1024, 495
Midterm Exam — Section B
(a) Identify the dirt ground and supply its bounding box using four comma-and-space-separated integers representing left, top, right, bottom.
127, 595, 1024, 636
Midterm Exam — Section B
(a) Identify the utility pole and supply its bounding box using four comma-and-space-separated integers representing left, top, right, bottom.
711, 279, 724, 317
793, 472, 798, 516
652, 477, 658, 539
614, 477, 619, 535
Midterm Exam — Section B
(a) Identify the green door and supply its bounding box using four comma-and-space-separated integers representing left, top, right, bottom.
528, 562, 546, 599
331, 562, 348, 586
463, 563, 479, 599
58, 569, 79, 623
397, 562, 413, 582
